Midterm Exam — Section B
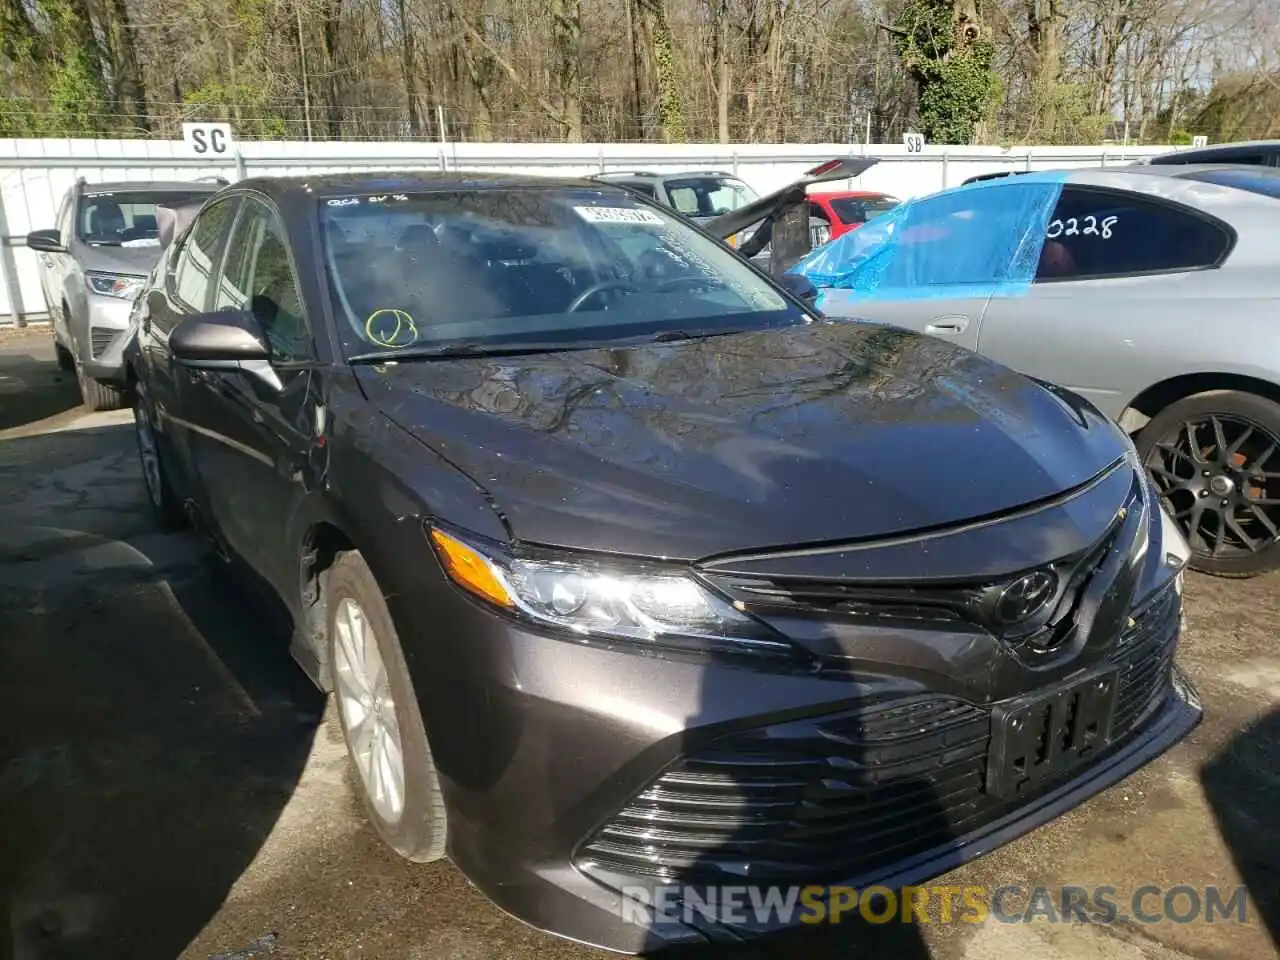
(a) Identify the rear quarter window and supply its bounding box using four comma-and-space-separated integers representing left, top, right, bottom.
1035, 186, 1233, 282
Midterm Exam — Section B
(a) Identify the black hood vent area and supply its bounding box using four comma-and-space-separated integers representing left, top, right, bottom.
575, 579, 1181, 887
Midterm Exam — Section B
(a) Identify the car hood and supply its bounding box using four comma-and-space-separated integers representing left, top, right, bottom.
355, 322, 1127, 561
82, 242, 164, 276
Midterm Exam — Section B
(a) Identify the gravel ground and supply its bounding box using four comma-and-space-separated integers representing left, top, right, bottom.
0, 328, 1275, 960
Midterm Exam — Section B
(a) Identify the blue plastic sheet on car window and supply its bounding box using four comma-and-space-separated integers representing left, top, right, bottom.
789, 172, 1068, 307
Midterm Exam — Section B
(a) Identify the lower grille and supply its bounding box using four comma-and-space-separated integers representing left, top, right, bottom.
90, 326, 119, 358
577, 582, 1181, 884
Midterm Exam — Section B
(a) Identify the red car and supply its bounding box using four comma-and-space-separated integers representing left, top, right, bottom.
807, 190, 901, 246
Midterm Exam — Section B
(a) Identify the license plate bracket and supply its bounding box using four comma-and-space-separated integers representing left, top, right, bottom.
986, 667, 1119, 800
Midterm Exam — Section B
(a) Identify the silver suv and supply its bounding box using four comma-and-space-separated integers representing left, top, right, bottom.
26, 177, 224, 410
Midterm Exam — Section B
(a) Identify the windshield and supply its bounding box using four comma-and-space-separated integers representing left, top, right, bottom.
663, 176, 759, 218
78, 189, 215, 246
829, 196, 901, 224
320, 186, 804, 357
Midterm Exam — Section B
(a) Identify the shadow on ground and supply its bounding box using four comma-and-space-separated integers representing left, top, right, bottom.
0, 342, 82, 432
0, 551, 324, 960
1200, 707, 1280, 951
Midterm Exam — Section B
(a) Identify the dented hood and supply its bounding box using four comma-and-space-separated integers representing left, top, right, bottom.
355, 322, 1128, 561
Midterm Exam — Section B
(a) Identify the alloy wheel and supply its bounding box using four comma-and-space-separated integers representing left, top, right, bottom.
1144, 413, 1280, 560
332, 596, 407, 825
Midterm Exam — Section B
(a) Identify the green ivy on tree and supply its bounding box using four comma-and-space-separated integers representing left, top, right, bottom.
892, 0, 1000, 145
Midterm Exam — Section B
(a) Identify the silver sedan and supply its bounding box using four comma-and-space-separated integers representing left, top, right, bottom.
801, 163, 1280, 578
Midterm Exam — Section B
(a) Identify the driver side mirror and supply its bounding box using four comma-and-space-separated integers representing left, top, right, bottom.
777, 272, 820, 306
26, 229, 65, 254
171, 309, 281, 391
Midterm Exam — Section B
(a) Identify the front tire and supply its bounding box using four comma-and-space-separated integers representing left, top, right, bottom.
327, 550, 448, 862
1137, 389, 1280, 577
54, 342, 75, 372
76, 361, 126, 412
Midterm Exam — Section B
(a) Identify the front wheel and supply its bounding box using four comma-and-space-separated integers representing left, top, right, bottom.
76, 362, 126, 412
1137, 389, 1280, 577
327, 551, 448, 861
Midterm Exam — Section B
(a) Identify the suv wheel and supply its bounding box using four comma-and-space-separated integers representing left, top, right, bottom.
327, 550, 448, 862
75, 361, 126, 412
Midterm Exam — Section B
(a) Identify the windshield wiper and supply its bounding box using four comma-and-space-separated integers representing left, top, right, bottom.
645, 327, 749, 343
347, 341, 594, 364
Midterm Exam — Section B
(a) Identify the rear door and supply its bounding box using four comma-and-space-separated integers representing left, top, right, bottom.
976, 185, 1236, 419
144, 195, 241, 504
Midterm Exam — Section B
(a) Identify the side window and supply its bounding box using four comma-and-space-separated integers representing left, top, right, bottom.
625, 181, 658, 199
172, 198, 239, 312
1036, 187, 1232, 282
879, 181, 1059, 287
222, 199, 310, 362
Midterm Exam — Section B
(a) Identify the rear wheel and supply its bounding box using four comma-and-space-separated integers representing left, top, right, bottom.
327, 551, 447, 861
1137, 389, 1280, 577
132, 387, 184, 530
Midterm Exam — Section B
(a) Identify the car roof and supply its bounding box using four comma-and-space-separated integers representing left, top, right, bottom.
1144, 140, 1280, 161
592, 170, 741, 181
811, 190, 896, 199
234, 170, 628, 203
1114, 163, 1280, 180
78, 179, 225, 195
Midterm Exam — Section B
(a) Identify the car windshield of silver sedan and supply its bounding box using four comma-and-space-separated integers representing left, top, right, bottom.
320, 186, 804, 358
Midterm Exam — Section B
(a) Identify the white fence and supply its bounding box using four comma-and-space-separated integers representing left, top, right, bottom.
0, 138, 1177, 324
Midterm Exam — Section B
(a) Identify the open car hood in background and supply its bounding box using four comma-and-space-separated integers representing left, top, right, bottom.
706, 157, 879, 276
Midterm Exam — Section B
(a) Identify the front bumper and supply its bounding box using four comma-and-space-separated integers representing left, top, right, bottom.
389, 547, 1198, 954
79, 294, 134, 383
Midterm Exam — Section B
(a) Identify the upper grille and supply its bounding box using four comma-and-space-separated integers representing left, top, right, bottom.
577, 581, 1180, 885
90, 326, 119, 358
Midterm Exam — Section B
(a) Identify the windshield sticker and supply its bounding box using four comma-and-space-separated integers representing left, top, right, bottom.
364, 308, 418, 348
573, 205, 664, 226
1047, 215, 1118, 240
327, 197, 361, 208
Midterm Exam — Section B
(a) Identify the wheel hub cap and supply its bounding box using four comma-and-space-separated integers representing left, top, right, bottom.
1145, 412, 1280, 562
333, 597, 406, 824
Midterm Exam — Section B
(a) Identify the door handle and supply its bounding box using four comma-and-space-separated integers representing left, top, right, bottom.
925, 315, 970, 336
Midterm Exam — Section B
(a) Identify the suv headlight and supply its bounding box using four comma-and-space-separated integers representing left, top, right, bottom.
86, 271, 146, 300
427, 526, 795, 657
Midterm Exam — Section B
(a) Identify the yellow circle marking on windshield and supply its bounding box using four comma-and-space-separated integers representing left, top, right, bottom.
365, 308, 418, 348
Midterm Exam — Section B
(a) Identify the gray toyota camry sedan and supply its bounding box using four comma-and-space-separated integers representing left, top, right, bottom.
124, 171, 1199, 952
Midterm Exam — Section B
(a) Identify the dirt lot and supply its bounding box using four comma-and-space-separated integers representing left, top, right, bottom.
0, 327, 1275, 960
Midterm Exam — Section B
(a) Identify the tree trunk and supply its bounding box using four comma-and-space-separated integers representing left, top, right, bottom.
550, 0, 582, 141
106, 0, 149, 132
637, 0, 684, 142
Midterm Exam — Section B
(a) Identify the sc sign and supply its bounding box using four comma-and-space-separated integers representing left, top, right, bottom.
182, 122, 234, 156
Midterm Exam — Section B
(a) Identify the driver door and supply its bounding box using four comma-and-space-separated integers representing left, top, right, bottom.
188, 196, 321, 593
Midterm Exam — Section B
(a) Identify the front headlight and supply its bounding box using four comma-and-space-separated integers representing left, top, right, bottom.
86, 271, 146, 300
428, 526, 795, 657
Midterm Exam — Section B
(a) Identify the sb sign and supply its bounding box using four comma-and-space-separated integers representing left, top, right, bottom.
182, 122, 234, 156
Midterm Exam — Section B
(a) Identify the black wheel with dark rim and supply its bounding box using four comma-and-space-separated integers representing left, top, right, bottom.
1136, 389, 1280, 578
133, 386, 185, 531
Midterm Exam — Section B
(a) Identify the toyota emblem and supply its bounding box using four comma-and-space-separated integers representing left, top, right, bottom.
993, 570, 1058, 626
